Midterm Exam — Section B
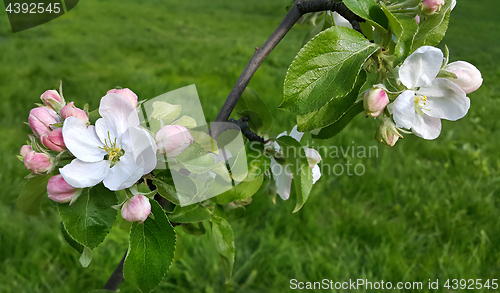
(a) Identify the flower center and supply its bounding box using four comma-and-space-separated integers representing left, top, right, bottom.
99, 132, 124, 166
414, 95, 430, 116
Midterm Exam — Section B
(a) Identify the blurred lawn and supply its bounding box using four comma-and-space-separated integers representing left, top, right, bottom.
1, 0, 500, 292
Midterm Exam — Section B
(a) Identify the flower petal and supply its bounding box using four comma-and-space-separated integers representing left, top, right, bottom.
331, 11, 353, 29
417, 78, 470, 121
62, 117, 106, 162
312, 164, 321, 184
121, 126, 158, 174
289, 125, 304, 142
98, 93, 140, 141
399, 46, 443, 88
271, 158, 293, 200
103, 151, 145, 191
60, 159, 110, 188
392, 91, 415, 129
412, 113, 442, 140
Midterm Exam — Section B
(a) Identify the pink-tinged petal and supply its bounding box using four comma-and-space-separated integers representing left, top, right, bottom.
99, 93, 139, 128
289, 125, 304, 142
312, 164, 321, 184
60, 159, 110, 188
411, 114, 442, 140
103, 151, 145, 191
122, 126, 158, 174
62, 117, 106, 162
392, 91, 416, 129
107, 88, 138, 108
399, 46, 443, 88
417, 78, 470, 121
271, 158, 293, 200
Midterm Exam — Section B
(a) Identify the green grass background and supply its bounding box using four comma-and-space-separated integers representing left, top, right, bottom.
1, 0, 499, 292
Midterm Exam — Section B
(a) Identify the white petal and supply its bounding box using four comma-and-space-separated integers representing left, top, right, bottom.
62, 117, 106, 162
417, 78, 470, 121
399, 46, 443, 88
289, 125, 304, 142
392, 91, 415, 129
103, 152, 145, 191
99, 93, 139, 131
60, 159, 110, 188
412, 114, 442, 140
451, 0, 456, 10
332, 12, 353, 29
311, 164, 321, 184
271, 158, 293, 200
121, 126, 158, 174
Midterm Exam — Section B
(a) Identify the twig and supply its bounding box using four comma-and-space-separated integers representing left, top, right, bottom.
214, 0, 364, 123
229, 117, 265, 143
103, 251, 127, 291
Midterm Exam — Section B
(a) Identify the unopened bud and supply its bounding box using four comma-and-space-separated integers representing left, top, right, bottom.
443, 61, 483, 94
375, 117, 403, 147
40, 90, 65, 111
28, 107, 60, 137
156, 125, 194, 157
47, 174, 81, 204
421, 0, 445, 14
364, 87, 389, 118
107, 88, 138, 108
60, 102, 89, 124
24, 151, 53, 174
20, 145, 33, 159
41, 128, 66, 152
121, 195, 151, 223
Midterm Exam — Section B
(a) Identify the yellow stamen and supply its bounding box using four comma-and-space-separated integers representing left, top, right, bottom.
99, 132, 124, 165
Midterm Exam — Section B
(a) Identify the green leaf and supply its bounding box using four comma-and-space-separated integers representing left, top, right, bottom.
175, 142, 216, 174
276, 136, 313, 213
182, 222, 206, 236
312, 101, 364, 139
152, 179, 180, 205
168, 204, 211, 223
17, 175, 51, 216
124, 200, 176, 293
302, 14, 332, 46
190, 130, 218, 154
60, 222, 84, 254
411, 1, 452, 51
210, 216, 235, 283
342, 0, 389, 31
58, 184, 117, 249
381, 3, 418, 65
212, 175, 264, 205
245, 141, 271, 181
297, 70, 366, 132
281, 26, 378, 115
235, 87, 274, 132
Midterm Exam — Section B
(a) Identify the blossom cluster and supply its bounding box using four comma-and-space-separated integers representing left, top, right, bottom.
18, 86, 195, 223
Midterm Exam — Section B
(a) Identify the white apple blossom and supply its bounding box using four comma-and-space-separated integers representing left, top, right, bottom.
392, 46, 470, 140
60, 94, 157, 191
270, 126, 321, 200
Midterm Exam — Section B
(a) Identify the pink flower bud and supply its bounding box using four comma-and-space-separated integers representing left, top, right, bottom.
47, 174, 80, 204
375, 117, 403, 147
41, 128, 66, 152
28, 107, 60, 137
415, 15, 421, 24
60, 102, 89, 124
121, 195, 151, 223
40, 90, 65, 111
421, 0, 445, 14
107, 88, 138, 108
20, 145, 33, 158
443, 61, 483, 94
363, 87, 389, 118
156, 125, 194, 157
24, 151, 52, 174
